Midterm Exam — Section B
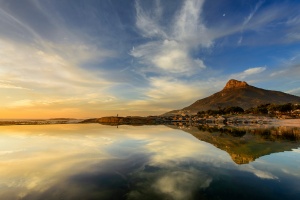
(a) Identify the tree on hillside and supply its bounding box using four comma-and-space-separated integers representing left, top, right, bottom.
246, 104, 269, 114
224, 106, 244, 114
268, 103, 293, 113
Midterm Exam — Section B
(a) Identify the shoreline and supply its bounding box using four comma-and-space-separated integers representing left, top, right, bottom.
0, 116, 299, 128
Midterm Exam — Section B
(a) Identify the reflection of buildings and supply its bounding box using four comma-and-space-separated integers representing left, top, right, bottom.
168, 125, 300, 164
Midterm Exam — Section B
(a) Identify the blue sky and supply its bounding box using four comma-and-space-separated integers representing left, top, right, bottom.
0, 0, 300, 118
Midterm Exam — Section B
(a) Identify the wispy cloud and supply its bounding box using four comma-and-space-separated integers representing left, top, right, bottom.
210, 1, 300, 46
243, 1, 264, 27
0, 81, 29, 90
0, 32, 117, 118
243, 67, 267, 76
0, 39, 112, 91
135, 0, 166, 39
131, 0, 210, 76
173, 0, 211, 48
270, 70, 286, 77
230, 66, 267, 80
238, 1, 264, 45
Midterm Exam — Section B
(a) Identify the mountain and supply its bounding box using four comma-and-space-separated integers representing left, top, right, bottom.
164, 79, 300, 116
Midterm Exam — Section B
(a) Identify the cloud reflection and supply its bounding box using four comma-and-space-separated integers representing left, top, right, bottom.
153, 169, 212, 200
240, 165, 278, 180
0, 124, 299, 199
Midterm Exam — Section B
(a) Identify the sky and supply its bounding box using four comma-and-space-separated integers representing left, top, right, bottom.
1, 0, 300, 119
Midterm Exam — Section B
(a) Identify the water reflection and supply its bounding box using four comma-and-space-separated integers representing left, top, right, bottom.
0, 124, 299, 199
169, 124, 300, 164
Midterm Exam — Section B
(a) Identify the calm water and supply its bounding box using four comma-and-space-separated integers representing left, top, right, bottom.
0, 124, 300, 200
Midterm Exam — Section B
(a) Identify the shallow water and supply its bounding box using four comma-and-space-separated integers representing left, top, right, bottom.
0, 124, 299, 200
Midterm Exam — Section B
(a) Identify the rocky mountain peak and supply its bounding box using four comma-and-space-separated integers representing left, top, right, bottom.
163, 79, 300, 116
223, 79, 249, 90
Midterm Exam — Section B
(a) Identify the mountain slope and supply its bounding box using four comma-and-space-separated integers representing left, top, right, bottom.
165, 79, 300, 115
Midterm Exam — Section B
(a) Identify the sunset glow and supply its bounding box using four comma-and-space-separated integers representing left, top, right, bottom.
1, 0, 300, 118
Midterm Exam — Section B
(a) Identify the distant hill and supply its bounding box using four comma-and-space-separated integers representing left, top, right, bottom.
164, 79, 300, 116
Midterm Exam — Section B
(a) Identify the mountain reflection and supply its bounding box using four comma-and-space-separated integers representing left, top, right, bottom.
169, 124, 300, 164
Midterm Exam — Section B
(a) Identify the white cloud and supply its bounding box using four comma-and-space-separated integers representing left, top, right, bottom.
135, 0, 167, 39
231, 66, 267, 79
243, 67, 266, 75
131, 40, 206, 75
152, 41, 206, 73
132, 0, 210, 76
173, 0, 211, 48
